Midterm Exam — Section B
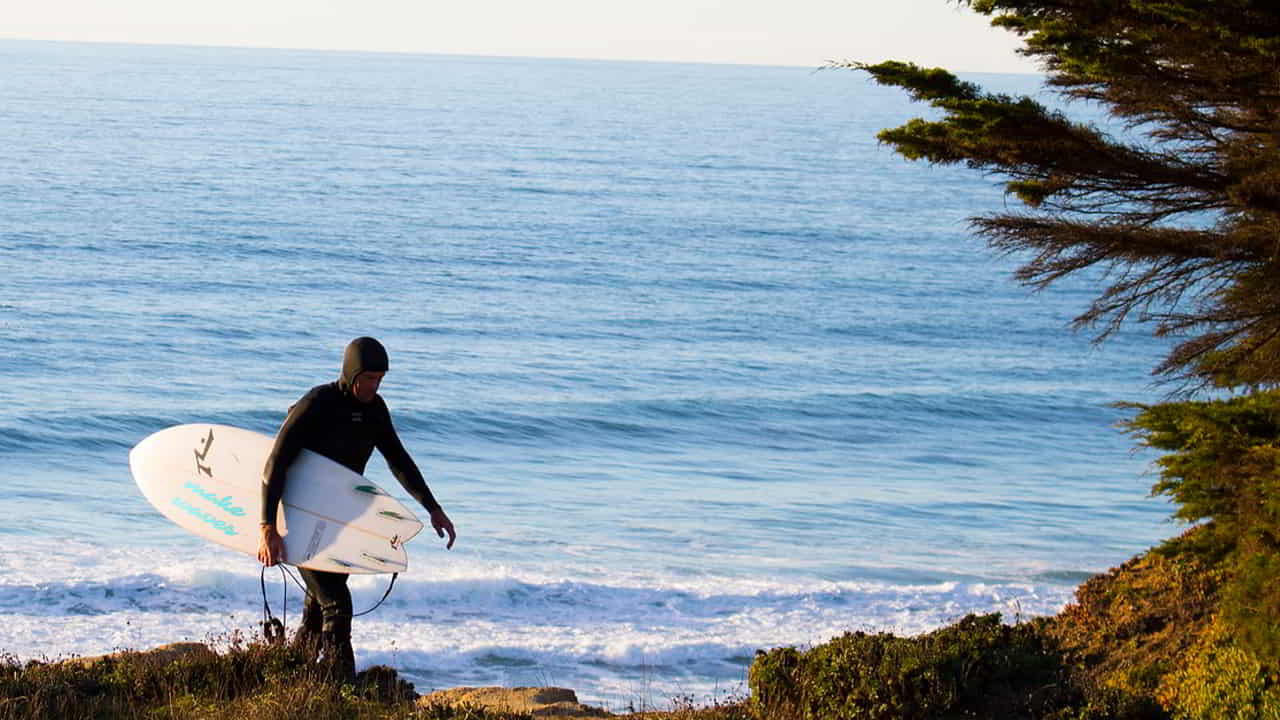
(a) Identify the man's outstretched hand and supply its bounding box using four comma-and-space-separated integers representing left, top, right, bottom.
430, 508, 457, 549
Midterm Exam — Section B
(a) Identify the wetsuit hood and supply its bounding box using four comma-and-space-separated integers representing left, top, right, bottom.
339, 337, 389, 392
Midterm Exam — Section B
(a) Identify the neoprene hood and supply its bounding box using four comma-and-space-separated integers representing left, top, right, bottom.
340, 337, 389, 390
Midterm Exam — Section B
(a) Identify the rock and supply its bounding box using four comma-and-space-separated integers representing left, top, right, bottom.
419, 686, 613, 718
64, 642, 215, 668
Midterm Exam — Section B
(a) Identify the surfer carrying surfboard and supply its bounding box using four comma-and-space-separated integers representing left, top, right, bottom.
257, 336, 456, 678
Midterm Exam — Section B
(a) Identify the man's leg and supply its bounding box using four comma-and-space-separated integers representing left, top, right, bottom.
298, 568, 355, 680
291, 592, 324, 662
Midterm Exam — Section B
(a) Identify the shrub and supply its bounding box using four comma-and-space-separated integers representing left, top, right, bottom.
747, 613, 1069, 720
1041, 529, 1223, 720
1124, 391, 1280, 664
1156, 619, 1280, 720
0, 640, 500, 720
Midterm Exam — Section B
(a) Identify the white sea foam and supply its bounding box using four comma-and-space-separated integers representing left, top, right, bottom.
0, 538, 1075, 705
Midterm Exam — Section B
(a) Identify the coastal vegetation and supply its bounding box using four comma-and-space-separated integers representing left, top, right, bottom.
736, 0, 1280, 717
0, 636, 750, 720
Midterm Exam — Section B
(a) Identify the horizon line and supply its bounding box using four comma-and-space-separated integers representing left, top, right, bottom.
0, 35, 1044, 77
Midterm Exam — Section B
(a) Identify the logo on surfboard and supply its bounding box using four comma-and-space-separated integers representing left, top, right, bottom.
174, 430, 249, 536
193, 428, 214, 478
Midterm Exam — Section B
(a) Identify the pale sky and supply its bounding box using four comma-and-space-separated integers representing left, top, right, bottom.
3, 0, 1040, 73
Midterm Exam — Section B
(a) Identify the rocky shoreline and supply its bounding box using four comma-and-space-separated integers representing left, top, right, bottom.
56, 642, 625, 719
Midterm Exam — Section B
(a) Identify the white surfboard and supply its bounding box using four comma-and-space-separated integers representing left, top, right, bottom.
129, 424, 422, 574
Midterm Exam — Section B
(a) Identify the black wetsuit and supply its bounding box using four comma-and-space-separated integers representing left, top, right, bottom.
261, 337, 440, 670
261, 384, 440, 524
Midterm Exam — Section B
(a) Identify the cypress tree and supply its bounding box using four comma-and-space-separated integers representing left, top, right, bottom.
847, 1, 1280, 389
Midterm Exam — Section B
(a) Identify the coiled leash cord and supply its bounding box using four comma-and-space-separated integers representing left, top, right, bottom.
259, 565, 399, 642
260, 565, 287, 642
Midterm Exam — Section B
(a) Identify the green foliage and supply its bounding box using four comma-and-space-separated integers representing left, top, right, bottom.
1124, 390, 1280, 664
971, 0, 1280, 93
626, 697, 752, 720
414, 702, 532, 720
1123, 391, 1280, 530
1219, 549, 1280, 658
1042, 530, 1223, 720
0, 640, 508, 720
1156, 619, 1280, 720
747, 613, 1070, 720
847, 1, 1280, 388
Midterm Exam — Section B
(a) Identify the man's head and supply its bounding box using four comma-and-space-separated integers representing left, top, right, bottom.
340, 337, 389, 403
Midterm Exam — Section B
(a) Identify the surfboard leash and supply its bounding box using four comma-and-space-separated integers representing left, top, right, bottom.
353, 571, 399, 618
260, 565, 287, 643
259, 565, 400, 637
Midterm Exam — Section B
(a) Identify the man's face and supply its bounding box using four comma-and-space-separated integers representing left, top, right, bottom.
352, 371, 385, 403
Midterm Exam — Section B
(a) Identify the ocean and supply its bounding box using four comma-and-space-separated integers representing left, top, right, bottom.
0, 38, 1176, 709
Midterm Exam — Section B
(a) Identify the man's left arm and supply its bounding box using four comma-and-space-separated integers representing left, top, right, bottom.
375, 402, 456, 549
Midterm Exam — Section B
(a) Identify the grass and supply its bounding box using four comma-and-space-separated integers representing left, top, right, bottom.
0, 633, 753, 720
0, 635, 486, 720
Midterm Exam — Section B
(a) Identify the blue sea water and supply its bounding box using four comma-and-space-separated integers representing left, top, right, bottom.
0, 39, 1176, 708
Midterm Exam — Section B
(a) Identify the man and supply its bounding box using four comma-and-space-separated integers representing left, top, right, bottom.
257, 336, 456, 678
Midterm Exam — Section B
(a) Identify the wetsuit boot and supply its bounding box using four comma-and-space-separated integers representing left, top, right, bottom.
320, 623, 356, 682
299, 567, 354, 680
290, 595, 324, 663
